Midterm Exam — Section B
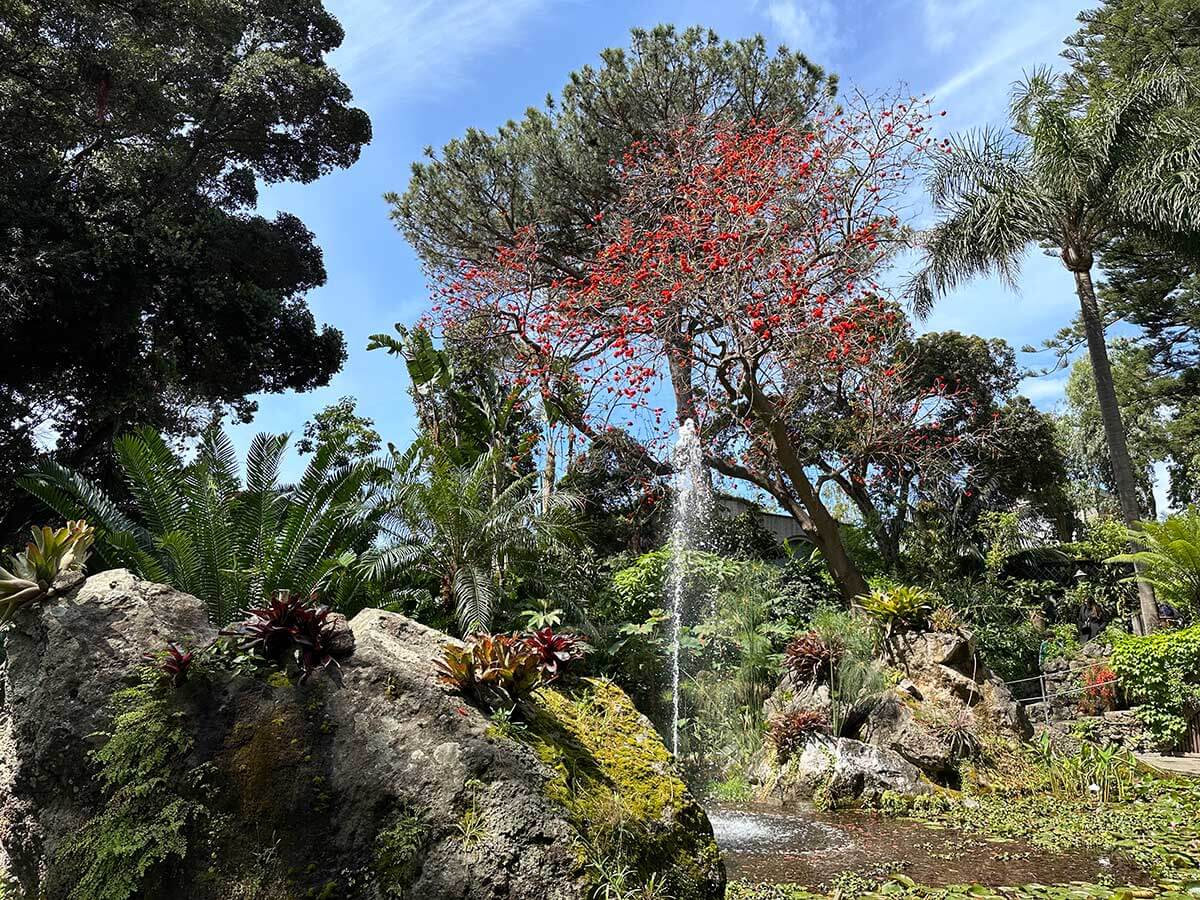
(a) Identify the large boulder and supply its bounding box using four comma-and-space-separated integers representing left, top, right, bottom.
861, 630, 1030, 780
756, 736, 932, 806
0, 570, 723, 900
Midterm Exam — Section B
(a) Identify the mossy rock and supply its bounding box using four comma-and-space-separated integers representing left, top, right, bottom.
520, 678, 724, 900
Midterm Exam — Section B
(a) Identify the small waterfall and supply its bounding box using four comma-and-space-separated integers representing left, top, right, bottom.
666, 418, 711, 755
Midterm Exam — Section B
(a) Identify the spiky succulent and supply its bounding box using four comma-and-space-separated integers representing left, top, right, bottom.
1, 520, 95, 625
783, 632, 838, 683
522, 627, 586, 681
222, 590, 340, 682
769, 709, 830, 762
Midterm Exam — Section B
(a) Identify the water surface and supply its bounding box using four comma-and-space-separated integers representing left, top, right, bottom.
711, 802, 1148, 889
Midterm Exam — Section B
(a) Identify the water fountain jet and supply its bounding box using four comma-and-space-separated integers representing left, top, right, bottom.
666, 418, 711, 755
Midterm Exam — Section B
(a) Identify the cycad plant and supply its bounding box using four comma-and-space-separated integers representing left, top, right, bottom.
363, 441, 582, 635
911, 68, 1200, 631
19, 426, 387, 624
1109, 507, 1200, 619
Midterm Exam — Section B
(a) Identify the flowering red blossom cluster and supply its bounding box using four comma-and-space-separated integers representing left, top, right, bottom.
428, 91, 981, 597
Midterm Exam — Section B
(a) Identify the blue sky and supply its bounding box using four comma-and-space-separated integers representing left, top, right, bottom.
235, 0, 1093, 478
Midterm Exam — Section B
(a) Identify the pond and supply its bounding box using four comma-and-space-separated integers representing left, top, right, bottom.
709, 802, 1150, 890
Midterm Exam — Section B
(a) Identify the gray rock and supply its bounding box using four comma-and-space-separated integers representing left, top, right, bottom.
0, 570, 723, 900
766, 736, 932, 805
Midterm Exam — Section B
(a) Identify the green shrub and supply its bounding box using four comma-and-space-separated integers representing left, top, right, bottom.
1110, 625, 1200, 747
1041, 623, 1081, 663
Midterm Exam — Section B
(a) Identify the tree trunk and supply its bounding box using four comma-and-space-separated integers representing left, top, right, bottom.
542, 424, 556, 515
1073, 265, 1160, 631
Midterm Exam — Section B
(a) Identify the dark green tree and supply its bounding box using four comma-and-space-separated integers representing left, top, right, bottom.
0, 0, 370, 532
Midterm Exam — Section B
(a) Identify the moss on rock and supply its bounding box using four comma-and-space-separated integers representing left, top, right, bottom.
521, 678, 724, 900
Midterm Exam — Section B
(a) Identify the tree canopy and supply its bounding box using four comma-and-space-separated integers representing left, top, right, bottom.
0, 0, 370, 533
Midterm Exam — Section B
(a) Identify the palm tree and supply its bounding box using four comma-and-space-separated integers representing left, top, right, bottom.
363, 441, 582, 635
910, 69, 1200, 631
19, 426, 387, 624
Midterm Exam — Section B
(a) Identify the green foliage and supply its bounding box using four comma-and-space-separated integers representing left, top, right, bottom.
373, 810, 427, 896
807, 606, 886, 737
364, 441, 581, 634
1034, 735, 1141, 803
1040, 624, 1082, 664
1110, 624, 1200, 746
0, 520, 94, 624
1109, 507, 1200, 618
0, 0, 368, 525
858, 585, 936, 633
21, 426, 385, 625
296, 398, 381, 466
52, 672, 210, 900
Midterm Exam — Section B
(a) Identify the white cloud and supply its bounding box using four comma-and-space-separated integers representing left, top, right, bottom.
759, 0, 841, 59
1018, 373, 1068, 405
326, 0, 551, 103
920, 0, 989, 51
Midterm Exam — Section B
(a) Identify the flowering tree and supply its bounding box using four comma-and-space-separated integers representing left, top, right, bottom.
430, 91, 987, 602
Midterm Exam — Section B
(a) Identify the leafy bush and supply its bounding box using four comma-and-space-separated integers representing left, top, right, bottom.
1, 520, 94, 624
807, 606, 886, 737
435, 633, 543, 711
769, 709, 830, 762
1041, 623, 1082, 663
1109, 507, 1200, 619
221, 590, 343, 683
1110, 625, 1200, 747
929, 605, 961, 632
782, 632, 837, 683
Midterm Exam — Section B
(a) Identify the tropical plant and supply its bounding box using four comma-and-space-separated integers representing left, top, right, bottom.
523, 628, 587, 681
145, 642, 196, 688
221, 589, 345, 683
20, 426, 385, 625
1110, 624, 1200, 746
363, 441, 582, 634
807, 606, 888, 737
435, 633, 543, 711
1109, 508, 1200, 618
769, 709, 830, 762
910, 69, 1200, 631
1, 520, 95, 624
783, 632, 838, 684
858, 585, 936, 636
